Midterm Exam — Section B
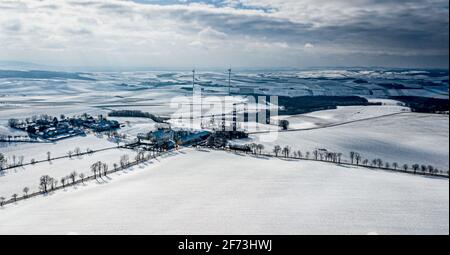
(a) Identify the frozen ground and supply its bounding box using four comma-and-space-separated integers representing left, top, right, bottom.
0, 134, 138, 196
108, 117, 158, 137
0, 148, 447, 235
0, 134, 118, 161
0, 69, 448, 130
240, 112, 449, 171
0, 69, 448, 234
272, 104, 410, 130
0, 147, 137, 196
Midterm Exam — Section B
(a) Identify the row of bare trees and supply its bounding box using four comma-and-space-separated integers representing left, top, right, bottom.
348, 151, 445, 175
0, 153, 25, 170
67, 147, 82, 158
0, 134, 33, 142
0, 153, 136, 207
248, 145, 448, 177
1, 146, 99, 172
273, 145, 294, 158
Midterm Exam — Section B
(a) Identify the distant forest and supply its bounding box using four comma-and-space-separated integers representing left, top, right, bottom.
0, 70, 94, 80
391, 96, 449, 113
277, 96, 370, 115
108, 110, 168, 123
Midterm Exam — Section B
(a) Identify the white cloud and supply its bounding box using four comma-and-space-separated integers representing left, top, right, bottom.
0, 0, 447, 68
198, 27, 228, 39
304, 43, 314, 49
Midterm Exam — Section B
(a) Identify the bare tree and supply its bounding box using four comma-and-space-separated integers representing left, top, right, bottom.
47, 151, 51, 161
376, 159, 383, 168
91, 163, 98, 178
282, 146, 291, 158
273, 145, 281, 157
18, 156, 24, 166
313, 150, 319, 160
23, 187, 29, 198
50, 178, 57, 191
392, 162, 398, 170
355, 153, 361, 165
74, 147, 81, 156
337, 153, 343, 164
257, 144, 264, 155
79, 173, 85, 184
61, 177, 67, 188
8, 118, 19, 128
97, 162, 103, 177
40, 175, 52, 193
402, 164, 409, 172
350, 151, 356, 164
0, 153, 6, 170
318, 152, 324, 161
102, 164, 108, 176
249, 143, 258, 154
362, 159, 369, 166
0, 196, 5, 207
427, 165, 435, 175
69, 171, 77, 184
68, 151, 73, 158
412, 164, 420, 174
135, 153, 141, 163
12, 194, 18, 203
421, 165, 427, 173
371, 159, 377, 166
120, 155, 129, 168
278, 120, 289, 130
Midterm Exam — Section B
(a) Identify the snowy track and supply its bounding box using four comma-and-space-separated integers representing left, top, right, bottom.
249, 111, 409, 134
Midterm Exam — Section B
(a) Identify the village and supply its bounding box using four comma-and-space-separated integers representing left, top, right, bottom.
7, 113, 120, 141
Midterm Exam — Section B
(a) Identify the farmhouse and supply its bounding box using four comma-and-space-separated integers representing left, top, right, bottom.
137, 125, 210, 150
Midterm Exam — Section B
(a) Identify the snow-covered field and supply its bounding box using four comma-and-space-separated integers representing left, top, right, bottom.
0, 134, 139, 197
240, 111, 449, 171
0, 69, 448, 235
0, 147, 137, 197
0, 148, 447, 235
108, 117, 158, 137
272, 105, 410, 130
0, 134, 118, 161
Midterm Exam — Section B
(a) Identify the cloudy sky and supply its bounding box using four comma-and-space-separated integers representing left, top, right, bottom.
0, 0, 448, 69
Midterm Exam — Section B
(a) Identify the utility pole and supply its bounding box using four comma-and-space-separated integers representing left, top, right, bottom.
192, 69, 195, 90
193, 69, 204, 129
228, 68, 231, 96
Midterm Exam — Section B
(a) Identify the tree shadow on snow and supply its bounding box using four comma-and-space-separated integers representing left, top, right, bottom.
195, 148, 211, 153
95, 178, 109, 185
249, 154, 270, 160
278, 157, 299, 162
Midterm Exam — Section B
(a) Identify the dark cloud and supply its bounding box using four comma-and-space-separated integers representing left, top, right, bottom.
1, 0, 448, 68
